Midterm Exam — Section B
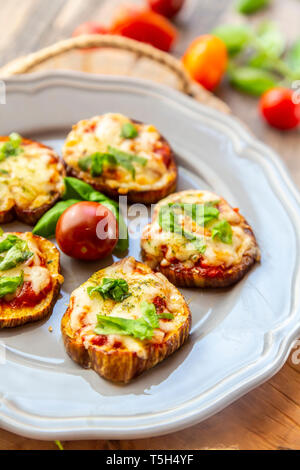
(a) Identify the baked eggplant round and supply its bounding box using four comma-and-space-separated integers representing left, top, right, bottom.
62, 113, 177, 204
61, 257, 191, 383
0, 136, 65, 225
0, 232, 64, 328
141, 190, 260, 288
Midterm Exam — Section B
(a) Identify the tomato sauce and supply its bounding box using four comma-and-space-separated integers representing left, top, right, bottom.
153, 296, 167, 313
92, 335, 107, 347
154, 142, 171, 168
2, 279, 52, 309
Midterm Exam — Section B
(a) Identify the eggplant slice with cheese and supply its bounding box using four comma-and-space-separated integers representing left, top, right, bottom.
0, 232, 64, 328
141, 190, 260, 288
0, 135, 65, 225
61, 257, 191, 383
62, 113, 177, 204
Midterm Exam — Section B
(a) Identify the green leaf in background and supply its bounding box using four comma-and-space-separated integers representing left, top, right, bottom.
121, 122, 138, 139
211, 220, 233, 244
0, 271, 24, 298
286, 39, 300, 75
32, 199, 81, 238
228, 66, 277, 95
0, 240, 33, 271
236, 0, 270, 15
88, 277, 131, 302
212, 24, 253, 55
249, 21, 285, 68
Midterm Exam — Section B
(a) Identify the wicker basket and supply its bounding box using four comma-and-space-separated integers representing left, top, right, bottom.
0, 34, 229, 114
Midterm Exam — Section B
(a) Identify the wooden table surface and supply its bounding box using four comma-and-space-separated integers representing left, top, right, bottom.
0, 0, 299, 451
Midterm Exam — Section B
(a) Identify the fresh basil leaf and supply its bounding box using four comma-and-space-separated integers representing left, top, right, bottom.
0, 169, 9, 175
211, 220, 233, 244
286, 39, 300, 74
249, 21, 285, 68
121, 122, 138, 139
229, 66, 277, 95
62, 177, 95, 201
212, 24, 253, 55
88, 278, 131, 302
0, 234, 21, 253
236, 0, 270, 15
95, 314, 153, 341
78, 153, 117, 177
0, 241, 33, 271
140, 301, 159, 328
32, 199, 80, 238
107, 146, 147, 179
0, 133, 24, 162
78, 155, 93, 172
0, 271, 24, 298
0, 228, 3, 237
159, 313, 174, 320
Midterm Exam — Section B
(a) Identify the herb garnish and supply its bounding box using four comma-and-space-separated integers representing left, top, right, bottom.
0, 133, 23, 162
121, 122, 138, 139
88, 278, 131, 302
0, 271, 24, 298
94, 301, 173, 341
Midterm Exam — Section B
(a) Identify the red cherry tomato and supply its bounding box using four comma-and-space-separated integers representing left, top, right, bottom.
182, 35, 228, 91
56, 202, 118, 261
147, 0, 185, 18
259, 87, 300, 130
110, 8, 177, 52
72, 22, 107, 38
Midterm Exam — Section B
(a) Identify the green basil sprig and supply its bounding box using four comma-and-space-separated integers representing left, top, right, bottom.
0, 272, 24, 298
32, 177, 129, 253
78, 153, 117, 177
88, 278, 131, 302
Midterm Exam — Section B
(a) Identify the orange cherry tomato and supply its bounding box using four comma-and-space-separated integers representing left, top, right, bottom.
56, 202, 118, 261
182, 35, 228, 91
110, 8, 177, 52
260, 87, 300, 130
147, 0, 185, 18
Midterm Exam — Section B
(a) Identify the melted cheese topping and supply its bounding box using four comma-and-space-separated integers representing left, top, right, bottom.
141, 190, 260, 269
0, 141, 64, 210
69, 257, 188, 359
63, 113, 174, 192
0, 232, 51, 299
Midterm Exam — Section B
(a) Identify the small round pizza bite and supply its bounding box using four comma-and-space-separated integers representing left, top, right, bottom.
141, 190, 260, 288
0, 134, 65, 225
62, 113, 177, 203
61, 257, 191, 383
0, 232, 64, 328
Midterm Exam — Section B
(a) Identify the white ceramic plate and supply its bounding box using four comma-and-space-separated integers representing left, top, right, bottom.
0, 72, 300, 440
